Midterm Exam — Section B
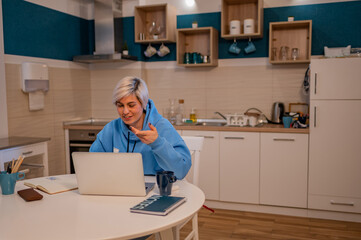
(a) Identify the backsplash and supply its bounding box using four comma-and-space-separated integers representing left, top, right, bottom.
90, 59, 309, 120
5, 63, 91, 175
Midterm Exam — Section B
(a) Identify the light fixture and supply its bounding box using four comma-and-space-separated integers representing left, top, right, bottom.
185, 0, 195, 7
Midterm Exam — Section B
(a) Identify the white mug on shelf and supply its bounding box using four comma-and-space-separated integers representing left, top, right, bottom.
244, 18, 255, 34
157, 43, 170, 57
144, 44, 157, 57
230, 20, 241, 35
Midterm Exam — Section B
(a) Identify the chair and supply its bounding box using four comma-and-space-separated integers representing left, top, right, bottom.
176, 136, 204, 240
155, 136, 204, 240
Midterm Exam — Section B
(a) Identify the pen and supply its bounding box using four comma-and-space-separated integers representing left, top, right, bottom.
11, 158, 15, 170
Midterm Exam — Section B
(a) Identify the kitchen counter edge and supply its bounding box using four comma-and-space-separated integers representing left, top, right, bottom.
0, 137, 51, 151
63, 124, 309, 134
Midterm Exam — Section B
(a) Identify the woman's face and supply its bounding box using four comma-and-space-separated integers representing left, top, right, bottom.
115, 94, 145, 129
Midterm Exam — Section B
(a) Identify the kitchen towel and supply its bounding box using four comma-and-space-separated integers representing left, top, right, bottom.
29, 90, 45, 111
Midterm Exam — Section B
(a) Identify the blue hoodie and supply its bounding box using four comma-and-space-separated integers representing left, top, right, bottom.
90, 99, 191, 179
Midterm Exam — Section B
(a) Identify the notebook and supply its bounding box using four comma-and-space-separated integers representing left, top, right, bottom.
72, 152, 154, 196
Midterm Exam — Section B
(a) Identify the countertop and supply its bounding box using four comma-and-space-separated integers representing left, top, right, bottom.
0, 136, 51, 151
63, 119, 309, 134
174, 123, 309, 134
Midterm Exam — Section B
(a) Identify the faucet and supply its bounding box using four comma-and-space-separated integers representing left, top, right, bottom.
214, 112, 227, 120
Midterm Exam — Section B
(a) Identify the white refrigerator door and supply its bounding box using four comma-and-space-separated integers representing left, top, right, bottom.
309, 100, 361, 198
310, 58, 361, 100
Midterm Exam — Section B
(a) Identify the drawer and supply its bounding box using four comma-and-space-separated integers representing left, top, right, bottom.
1, 143, 46, 163
308, 194, 361, 214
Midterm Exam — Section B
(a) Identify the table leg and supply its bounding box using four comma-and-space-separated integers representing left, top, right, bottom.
156, 226, 177, 240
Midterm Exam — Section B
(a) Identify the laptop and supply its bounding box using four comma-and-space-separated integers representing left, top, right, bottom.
72, 152, 155, 196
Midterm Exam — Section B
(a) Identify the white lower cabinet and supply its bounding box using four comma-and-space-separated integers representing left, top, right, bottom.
260, 133, 309, 208
220, 132, 260, 204
308, 100, 361, 214
182, 130, 220, 200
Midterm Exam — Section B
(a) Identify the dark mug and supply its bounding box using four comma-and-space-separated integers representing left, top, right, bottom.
156, 171, 177, 196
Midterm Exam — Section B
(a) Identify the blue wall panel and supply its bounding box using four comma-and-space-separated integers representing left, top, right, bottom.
2, 0, 93, 61
2, 1, 360, 61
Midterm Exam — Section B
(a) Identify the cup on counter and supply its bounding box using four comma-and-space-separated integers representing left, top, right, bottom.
248, 116, 257, 127
282, 116, 293, 128
156, 171, 177, 196
0, 171, 25, 195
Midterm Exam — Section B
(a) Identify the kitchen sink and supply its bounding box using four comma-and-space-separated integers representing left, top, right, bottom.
195, 122, 227, 126
194, 118, 227, 126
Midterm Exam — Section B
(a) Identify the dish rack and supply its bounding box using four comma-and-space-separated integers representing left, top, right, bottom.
225, 114, 248, 126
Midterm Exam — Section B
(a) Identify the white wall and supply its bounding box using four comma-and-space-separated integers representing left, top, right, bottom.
24, 0, 359, 18
0, 0, 9, 138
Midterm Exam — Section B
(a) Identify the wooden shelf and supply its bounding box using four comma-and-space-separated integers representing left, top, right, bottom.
177, 27, 218, 67
134, 4, 177, 43
269, 20, 312, 64
221, 0, 263, 39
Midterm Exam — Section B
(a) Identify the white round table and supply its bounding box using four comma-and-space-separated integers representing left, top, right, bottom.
0, 175, 205, 240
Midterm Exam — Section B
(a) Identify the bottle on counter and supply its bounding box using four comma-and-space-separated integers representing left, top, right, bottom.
176, 99, 185, 125
190, 108, 197, 123
168, 99, 177, 125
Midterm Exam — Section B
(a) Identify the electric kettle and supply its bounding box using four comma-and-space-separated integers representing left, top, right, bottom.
271, 102, 285, 123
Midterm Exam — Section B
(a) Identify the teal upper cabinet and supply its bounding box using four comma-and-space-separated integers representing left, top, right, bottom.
221, 0, 264, 40
134, 4, 177, 44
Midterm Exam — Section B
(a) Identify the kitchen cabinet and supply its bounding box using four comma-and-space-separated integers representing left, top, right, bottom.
182, 130, 220, 200
134, 4, 177, 43
220, 132, 259, 204
269, 20, 312, 64
221, 0, 263, 39
308, 58, 361, 214
310, 58, 361, 100
177, 27, 218, 67
260, 133, 308, 208
0, 137, 49, 178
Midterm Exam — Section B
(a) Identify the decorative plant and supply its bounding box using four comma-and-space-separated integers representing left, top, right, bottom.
122, 41, 128, 51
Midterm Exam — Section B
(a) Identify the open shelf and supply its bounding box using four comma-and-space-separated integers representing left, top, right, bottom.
269, 20, 312, 64
134, 4, 177, 44
177, 27, 218, 67
221, 0, 263, 40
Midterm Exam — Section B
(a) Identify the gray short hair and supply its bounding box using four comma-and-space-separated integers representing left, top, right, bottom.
112, 76, 149, 110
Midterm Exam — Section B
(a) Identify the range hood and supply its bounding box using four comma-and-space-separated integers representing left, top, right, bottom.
73, 0, 137, 63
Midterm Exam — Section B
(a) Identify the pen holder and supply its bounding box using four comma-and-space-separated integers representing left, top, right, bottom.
0, 171, 25, 195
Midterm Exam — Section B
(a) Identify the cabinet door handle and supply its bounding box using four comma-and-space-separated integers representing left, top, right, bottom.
195, 135, 214, 139
273, 138, 295, 141
69, 143, 92, 147
224, 137, 244, 140
21, 163, 44, 168
22, 151, 33, 155
330, 200, 354, 206
314, 106, 317, 128
314, 73, 317, 95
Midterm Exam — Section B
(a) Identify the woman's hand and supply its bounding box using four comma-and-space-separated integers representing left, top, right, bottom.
130, 123, 158, 144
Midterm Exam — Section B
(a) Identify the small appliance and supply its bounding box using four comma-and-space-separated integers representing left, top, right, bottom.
271, 102, 285, 123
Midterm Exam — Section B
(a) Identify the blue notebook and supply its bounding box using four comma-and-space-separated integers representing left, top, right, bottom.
130, 195, 187, 216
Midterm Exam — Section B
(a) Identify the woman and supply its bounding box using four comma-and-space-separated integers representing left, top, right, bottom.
90, 76, 191, 180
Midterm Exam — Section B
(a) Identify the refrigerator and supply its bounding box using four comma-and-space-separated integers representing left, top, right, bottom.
308, 57, 361, 214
